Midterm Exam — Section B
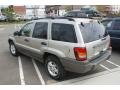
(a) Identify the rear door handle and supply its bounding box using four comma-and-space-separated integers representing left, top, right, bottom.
24, 39, 29, 42
41, 42, 47, 45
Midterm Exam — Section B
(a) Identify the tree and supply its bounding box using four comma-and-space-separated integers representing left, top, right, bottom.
1, 5, 15, 21
64, 5, 73, 12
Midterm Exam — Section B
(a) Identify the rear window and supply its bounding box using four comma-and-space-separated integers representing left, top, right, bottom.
79, 22, 107, 43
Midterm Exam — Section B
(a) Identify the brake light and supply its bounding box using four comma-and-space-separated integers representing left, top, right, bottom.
74, 47, 87, 61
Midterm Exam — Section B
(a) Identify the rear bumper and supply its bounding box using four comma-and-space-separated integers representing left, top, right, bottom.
60, 49, 111, 73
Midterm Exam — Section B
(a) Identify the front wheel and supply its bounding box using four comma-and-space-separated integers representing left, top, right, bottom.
9, 42, 19, 56
45, 55, 66, 80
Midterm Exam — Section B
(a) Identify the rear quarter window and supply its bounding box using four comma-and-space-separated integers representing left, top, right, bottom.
51, 23, 77, 43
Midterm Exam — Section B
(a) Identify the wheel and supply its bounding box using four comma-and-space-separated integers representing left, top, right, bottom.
9, 42, 19, 56
45, 55, 66, 80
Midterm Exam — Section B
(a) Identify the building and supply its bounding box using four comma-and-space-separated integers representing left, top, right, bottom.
26, 5, 39, 17
26, 5, 46, 18
12, 6, 26, 16
36, 5, 46, 17
45, 5, 82, 16
95, 5, 112, 16
45, 5, 97, 16
72, 5, 82, 10
104, 5, 111, 14
0, 5, 46, 20
45, 5, 61, 16
95, 5, 120, 16
111, 5, 120, 14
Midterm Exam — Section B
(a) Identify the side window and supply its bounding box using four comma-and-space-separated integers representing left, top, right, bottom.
51, 23, 77, 43
32, 22, 48, 39
20, 23, 33, 37
112, 20, 120, 30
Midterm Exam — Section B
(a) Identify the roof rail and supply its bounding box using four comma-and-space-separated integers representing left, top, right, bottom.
64, 16, 93, 19
35, 16, 75, 21
46, 16, 75, 21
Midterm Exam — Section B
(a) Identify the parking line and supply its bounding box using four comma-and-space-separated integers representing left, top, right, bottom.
32, 59, 45, 85
100, 64, 112, 72
106, 60, 120, 68
18, 56, 25, 85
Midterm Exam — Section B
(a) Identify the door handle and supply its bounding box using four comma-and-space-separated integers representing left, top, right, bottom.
24, 39, 29, 42
41, 42, 47, 45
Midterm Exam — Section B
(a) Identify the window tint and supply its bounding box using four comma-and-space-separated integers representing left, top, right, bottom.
52, 23, 77, 43
112, 20, 120, 30
32, 22, 48, 39
79, 22, 107, 43
20, 23, 33, 37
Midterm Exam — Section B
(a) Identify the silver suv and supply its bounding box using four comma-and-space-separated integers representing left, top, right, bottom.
8, 17, 112, 80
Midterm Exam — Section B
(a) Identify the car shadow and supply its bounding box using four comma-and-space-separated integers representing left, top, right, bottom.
18, 54, 107, 82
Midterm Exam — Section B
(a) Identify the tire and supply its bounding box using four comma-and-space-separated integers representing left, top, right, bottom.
45, 55, 66, 80
9, 42, 19, 56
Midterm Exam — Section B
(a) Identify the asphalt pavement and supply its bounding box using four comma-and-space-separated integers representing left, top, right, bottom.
0, 24, 120, 85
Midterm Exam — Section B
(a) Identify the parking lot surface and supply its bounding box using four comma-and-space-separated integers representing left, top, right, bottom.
0, 24, 120, 85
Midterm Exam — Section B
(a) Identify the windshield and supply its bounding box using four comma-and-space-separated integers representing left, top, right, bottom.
79, 22, 108, 43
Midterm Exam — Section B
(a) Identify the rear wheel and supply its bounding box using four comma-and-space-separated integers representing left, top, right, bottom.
45, 55, 66, 80
9, 42, 19, 56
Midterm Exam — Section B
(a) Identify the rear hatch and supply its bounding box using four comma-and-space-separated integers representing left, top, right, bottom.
79, 20, 110, 61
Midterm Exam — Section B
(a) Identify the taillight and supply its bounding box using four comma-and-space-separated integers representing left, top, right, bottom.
74, 47, 87, 61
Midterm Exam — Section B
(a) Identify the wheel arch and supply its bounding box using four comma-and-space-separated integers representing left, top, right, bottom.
8, 39, 14, 44
8, 36, 16, 44
43, 52, 61, 64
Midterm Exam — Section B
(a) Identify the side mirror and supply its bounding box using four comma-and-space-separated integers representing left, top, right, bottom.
14, 31, 20, 36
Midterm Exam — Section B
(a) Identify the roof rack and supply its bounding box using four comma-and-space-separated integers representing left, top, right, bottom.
46, 16, 75, 21
34, 16, 75, 21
